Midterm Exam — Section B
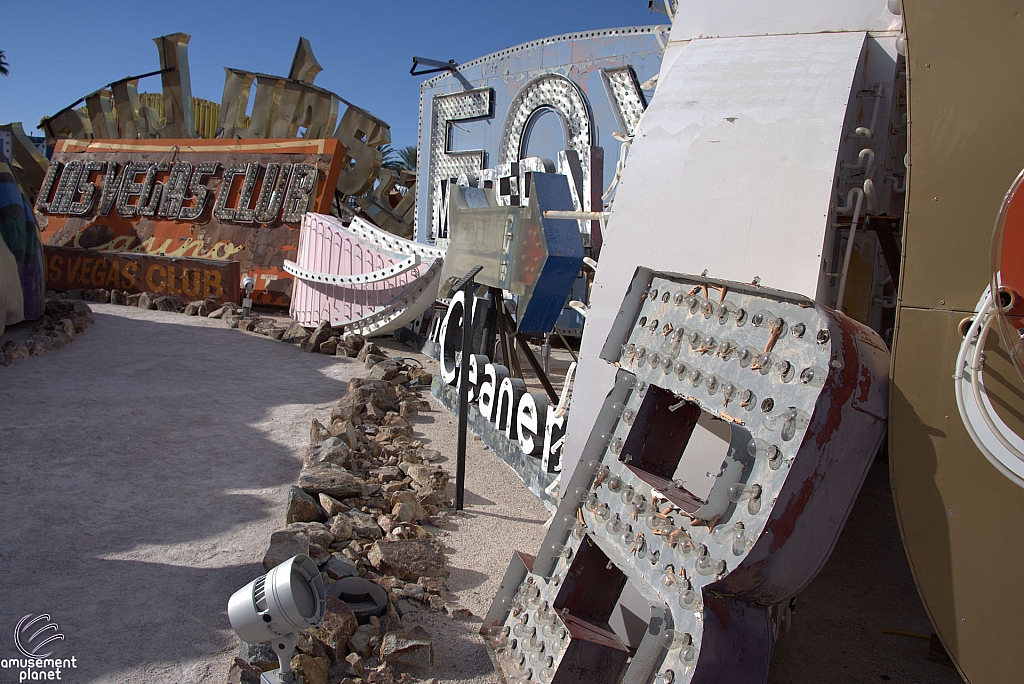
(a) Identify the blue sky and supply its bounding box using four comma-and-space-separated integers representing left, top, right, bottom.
0, 1, 664, 149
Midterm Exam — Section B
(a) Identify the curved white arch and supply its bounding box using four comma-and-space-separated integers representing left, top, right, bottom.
498, 74, 593, 166
283, 254, 420, 285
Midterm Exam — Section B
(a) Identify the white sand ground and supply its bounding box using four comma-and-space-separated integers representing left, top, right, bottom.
0, 304, 548, 684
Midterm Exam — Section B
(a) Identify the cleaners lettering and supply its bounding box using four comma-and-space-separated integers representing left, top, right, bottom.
433, 290, 567, 473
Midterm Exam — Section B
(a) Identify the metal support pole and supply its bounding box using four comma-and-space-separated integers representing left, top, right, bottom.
492, 289, 510, 369
453, 266, 482, 511
514, 329, 560, 404
495, 294, 523, 378
554, 325, 579, 364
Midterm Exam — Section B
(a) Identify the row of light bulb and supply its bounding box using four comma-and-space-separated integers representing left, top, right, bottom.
615, 350, 818, 442
628, 286, 826, 396
579, 477, 729, 582
622, 330, 826, 393
642, 285, 810, 341
642, 287, 749, 327
492, 576, 571, 684
571, 476, 708, 682
614, 352, 810, 455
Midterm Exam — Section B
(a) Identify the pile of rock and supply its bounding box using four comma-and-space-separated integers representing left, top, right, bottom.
60, 287, 309, 345
57, 288, 438, 366
0, 297, 93, 366
230, 347, 450, 684
59, 287, 201, 313
64, 285, 240, 319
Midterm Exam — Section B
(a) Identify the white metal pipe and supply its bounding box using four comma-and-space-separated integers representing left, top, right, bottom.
888, 174, 906, 193
854, 85, 884, 138
654, 28, 666, 50
953, 293, 988, 438
953, 291, 1024, 487
859, 148, 876, 177
835, 187, 865, 311
553, 361, 578, 419
602, 141, 632, 202
842, 148, 875, 176
970, 311, 1024, 464
862, 177, 878, 214
543, 210, 609, 221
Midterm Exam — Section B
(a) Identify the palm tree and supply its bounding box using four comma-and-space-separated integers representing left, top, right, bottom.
0, 51, 9, 76
379, 144, 403, 171
397, 145, 417, 172
378, 144, 417, 172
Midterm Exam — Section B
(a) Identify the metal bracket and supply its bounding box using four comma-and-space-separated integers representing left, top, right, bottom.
452, 265, 484, 293
410, 56, 459, 76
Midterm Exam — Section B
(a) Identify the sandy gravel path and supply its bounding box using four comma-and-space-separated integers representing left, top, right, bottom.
0, 305, 548, 684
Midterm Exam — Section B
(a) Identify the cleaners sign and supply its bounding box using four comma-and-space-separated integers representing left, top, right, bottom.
433, 289, 568, 475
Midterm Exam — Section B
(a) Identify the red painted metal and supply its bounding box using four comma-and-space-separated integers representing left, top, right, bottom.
718, 310, 890, 604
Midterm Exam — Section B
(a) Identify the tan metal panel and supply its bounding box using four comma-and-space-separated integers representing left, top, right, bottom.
84, 89, 116, 140
895, 2, 1024, 681
890, 308, 1024, 682
153, 33, 195, 139
900, 2, 1024, 312
0, 123, 49, 203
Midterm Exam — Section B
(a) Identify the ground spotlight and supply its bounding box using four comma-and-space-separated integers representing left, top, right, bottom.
241, 276, 256, 318
228, 555, 326, 684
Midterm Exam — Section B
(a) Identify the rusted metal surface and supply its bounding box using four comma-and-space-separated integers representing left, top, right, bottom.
286, 213, 443, 335
483, 269, 888, 684
37, 138, 343, 306
551, 612, 630, 684
44, 245, 239, 302
553, 536, 628, 624
717, 305, 890, 604
688, 595, 771, 684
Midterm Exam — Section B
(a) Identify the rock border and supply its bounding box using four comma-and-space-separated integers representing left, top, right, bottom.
230, 343, 458, 684
60, 287, 419, 359
0, 296, 94, 367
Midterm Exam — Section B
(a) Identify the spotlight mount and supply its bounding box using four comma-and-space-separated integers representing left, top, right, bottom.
241, 275, 256, 318
228, 554, 326, 684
